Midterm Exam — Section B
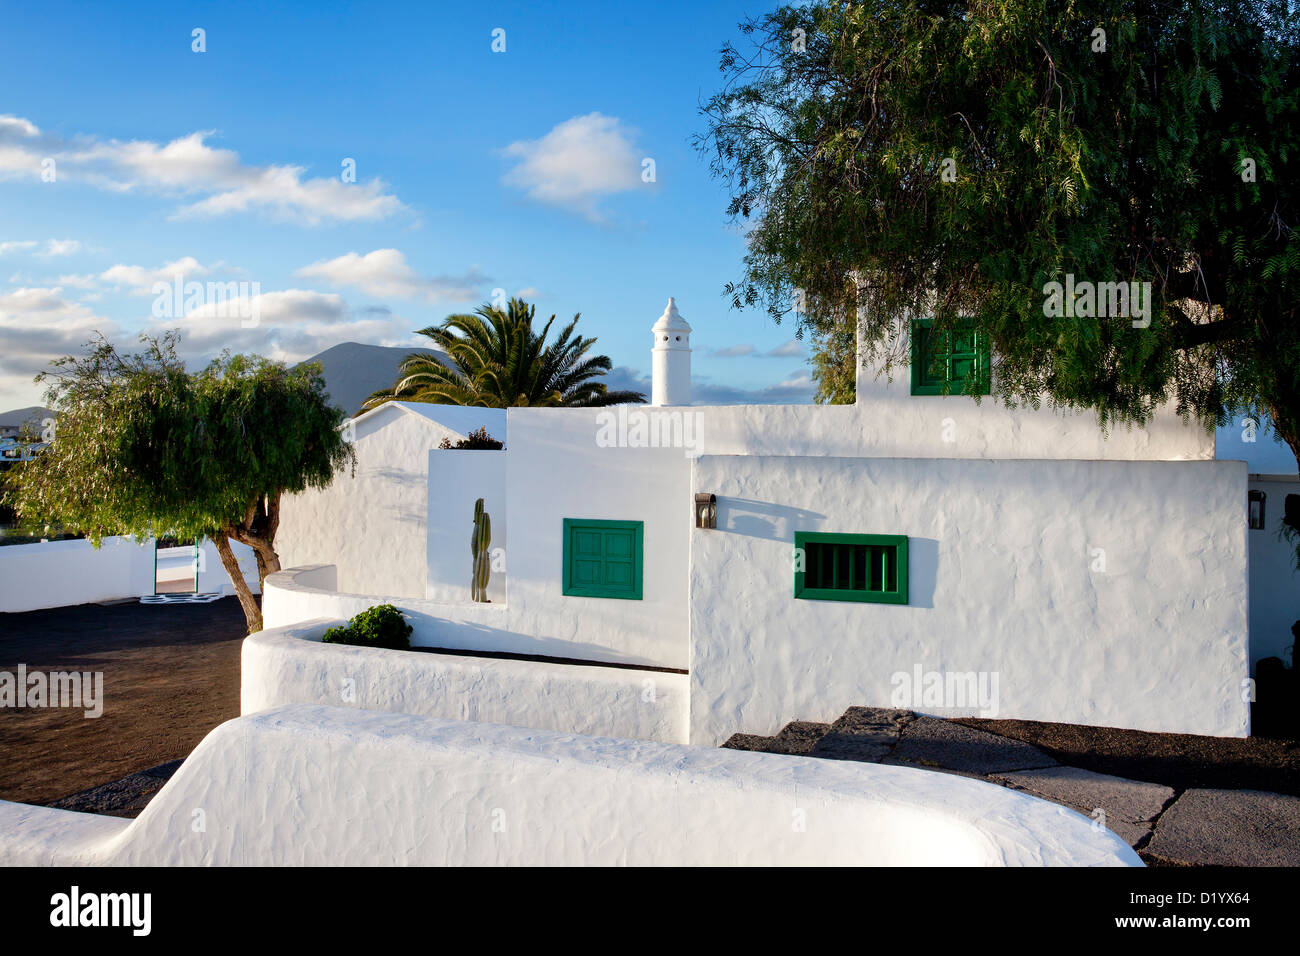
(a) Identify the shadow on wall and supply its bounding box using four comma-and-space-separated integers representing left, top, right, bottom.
401, 609, 675, 670
366, 466, 428, 526
715, 497, 939, 609
720, 498, 823, 540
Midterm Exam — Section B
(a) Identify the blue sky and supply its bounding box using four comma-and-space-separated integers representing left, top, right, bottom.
0, 0, 812, 410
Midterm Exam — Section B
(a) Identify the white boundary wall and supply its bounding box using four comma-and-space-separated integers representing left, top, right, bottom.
689, 455, 1250, 744
0, 704, 1141, 866
242, 620, 688, 743
0, 536, 155, 612
1247, 475, 1300, 666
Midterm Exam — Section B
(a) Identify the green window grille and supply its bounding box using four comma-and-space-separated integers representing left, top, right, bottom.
794, 532, 908, 605
910, 318, 990, 396
562, 519, 643, 600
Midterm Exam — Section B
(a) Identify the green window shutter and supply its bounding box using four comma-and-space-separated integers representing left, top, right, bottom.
910, 318, 990, 396
794, 532, 908, 605
562, 519, 643, 600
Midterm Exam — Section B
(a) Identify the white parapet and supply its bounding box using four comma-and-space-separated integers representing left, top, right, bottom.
0, 704, 1142, 866
242, 619, 689, 744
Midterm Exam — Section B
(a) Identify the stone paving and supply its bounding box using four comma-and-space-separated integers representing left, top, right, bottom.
723, 706, 1300, 866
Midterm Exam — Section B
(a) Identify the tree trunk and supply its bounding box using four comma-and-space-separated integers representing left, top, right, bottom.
214, 532, 262, 633
220, 492, 288, 633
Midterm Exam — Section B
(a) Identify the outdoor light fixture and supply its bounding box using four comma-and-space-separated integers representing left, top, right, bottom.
694, 493, 717, 529
1249, 489, 1266, 530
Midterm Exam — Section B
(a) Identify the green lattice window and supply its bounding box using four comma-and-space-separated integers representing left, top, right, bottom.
910, 318, 990, 396
794, 532, 908, 605
562, 519, 643, 600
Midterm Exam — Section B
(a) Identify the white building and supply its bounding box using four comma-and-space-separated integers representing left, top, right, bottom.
269, 299, 1293, 744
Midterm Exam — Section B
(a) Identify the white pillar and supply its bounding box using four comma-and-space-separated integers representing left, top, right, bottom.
651, 297, 692, 406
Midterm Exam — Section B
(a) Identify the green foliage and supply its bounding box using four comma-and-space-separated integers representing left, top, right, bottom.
438, 427, 504, 450
700, 0, 1300, 459
9, 332, 354, 543
363, 298, 646, 409
471, 497, 492, 602
809, 323, 858, 404
321, 604, 413, 650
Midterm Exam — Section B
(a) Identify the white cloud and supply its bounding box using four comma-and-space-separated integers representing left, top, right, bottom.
502, 113, 648, 221
713, 344, 756, 358
101, 256, 211, 294
0, 115, 405, 224
0, 285, 115, 408
151, 288, 423, 367
0, 238, 81, 257
295, 249, 486, 303
766, 339, 805, 358
42, 239, 81, 257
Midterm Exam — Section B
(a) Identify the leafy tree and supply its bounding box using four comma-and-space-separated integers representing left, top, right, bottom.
809, 323, 857, 403
8, 332, 354, 632
364, 298, 646, 409
700, 0, 1300, 461
438, 427, 505, 449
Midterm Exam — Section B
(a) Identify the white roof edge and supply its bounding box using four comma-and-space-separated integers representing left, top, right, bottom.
342, 401, 508, 438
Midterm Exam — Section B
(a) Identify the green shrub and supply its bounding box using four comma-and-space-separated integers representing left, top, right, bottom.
321, 604, 412, 650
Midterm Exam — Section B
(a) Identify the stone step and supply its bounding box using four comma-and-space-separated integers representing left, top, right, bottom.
809, 706, 912, 762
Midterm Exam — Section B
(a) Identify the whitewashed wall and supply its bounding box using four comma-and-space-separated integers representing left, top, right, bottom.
427, 450, 506, 604
1247, 476, 1300, 667
0, 704, 1140, 866
242, 619, 688, 742
843, 320, 1212, 461
0, 536, 155, 612
689, 455, 1250, 744
503, 407, 692, 669
277, 405, 446, 599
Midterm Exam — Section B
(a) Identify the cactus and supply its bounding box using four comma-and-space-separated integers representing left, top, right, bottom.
471, 497, 492, 602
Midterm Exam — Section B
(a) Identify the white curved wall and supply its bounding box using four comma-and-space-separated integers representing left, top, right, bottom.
690, 455, 1250, 744
242, 619, 688, 743
0, 704, 1141, 866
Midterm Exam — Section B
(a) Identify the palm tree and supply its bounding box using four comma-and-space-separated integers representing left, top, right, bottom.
363, 298, 646, 410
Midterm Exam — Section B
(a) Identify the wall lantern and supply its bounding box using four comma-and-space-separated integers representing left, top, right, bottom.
1248, 489, 1266, 530
694, 493, 717, 530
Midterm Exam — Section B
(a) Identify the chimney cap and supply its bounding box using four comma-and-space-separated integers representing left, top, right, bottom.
652, 297, 692, 334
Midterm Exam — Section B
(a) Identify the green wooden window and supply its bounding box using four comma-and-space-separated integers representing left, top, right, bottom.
910, 318, 990, 396
562, 519, 643, 600
794, 532, 908, 605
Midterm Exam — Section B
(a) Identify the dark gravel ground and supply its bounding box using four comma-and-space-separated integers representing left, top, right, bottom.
0, 597, 247, 806
953, 716, 1300, 797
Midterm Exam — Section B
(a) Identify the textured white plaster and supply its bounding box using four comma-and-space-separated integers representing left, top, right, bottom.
0, 705, 1141, 866
689, 455, 1250, 744
242, 620, 688, 743
277, 402, 487, 600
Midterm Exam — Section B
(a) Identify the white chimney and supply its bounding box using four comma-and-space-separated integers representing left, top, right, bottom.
651, 297, 691, 406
